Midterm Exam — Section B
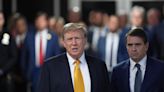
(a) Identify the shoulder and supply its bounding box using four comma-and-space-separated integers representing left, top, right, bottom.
45, 53, 66, 64
113, 59, 129, 71
85, 54, 106, 67
48, 30, 58, 37
147, 57, 164, 67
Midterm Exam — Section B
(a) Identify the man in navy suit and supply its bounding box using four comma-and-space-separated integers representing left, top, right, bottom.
21, 12, 61, 92
110, 28, 164, 92
96, 15, 129, 72
37, 23, 110, 92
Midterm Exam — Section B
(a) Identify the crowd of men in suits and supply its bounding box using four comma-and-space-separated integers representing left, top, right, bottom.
0, 5, 164, 92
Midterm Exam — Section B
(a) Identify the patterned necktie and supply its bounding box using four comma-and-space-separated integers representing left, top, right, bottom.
74, 60, 84, 92
134, 64, 142, 92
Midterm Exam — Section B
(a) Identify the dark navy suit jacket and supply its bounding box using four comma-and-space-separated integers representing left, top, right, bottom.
110, 57, 164, 92
21, 29, 61, 91
154, 21, 164, 61
37, 53, 110, 92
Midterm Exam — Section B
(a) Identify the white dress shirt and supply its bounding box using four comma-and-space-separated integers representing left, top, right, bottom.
67, 52, 91, 92
15, 32, 26, 47
35, 29, 48, 67
129, 55, 147, 92
105, 32, 120, 71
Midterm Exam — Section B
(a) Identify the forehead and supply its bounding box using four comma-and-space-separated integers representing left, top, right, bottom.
36, 15, 47, 20
127, 36, 144, 43
64, 29, 84, 37
17, 19, 25, 23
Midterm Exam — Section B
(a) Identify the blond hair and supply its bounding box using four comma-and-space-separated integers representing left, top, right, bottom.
62, 23, 87, 39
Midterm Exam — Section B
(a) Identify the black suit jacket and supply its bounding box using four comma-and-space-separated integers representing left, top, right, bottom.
110, 57, 164, 92
0, 31, 17, 76
37, 53, 110, 92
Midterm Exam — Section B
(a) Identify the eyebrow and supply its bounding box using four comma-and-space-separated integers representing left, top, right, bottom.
127, 43, 142, 46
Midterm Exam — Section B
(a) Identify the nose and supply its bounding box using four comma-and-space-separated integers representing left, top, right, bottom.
72, 38, 77, 45
132, 45, 137, 51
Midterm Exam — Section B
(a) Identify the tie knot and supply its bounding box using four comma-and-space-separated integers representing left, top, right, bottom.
135, 64, 141, 69
74, 60, 81, 65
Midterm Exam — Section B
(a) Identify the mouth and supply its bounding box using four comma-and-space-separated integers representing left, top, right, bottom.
72, 48, 78, 52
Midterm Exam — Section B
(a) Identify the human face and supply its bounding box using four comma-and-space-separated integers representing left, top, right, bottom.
35, 16, 48, 31
126, 36, 148, 62
48, 18, 56, 30
108, 16, 119, 32
16, 19, 27, 34
131, 11, 143, 27
147, 11, 159, 26
63, 30, 86, 59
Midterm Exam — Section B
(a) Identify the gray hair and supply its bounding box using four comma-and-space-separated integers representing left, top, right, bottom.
130, 6, 145, 18
62, 23, 87, 39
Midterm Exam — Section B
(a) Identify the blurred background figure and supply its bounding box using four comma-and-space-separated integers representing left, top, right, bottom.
145, 8, 161, 58
87, 10, 107, 54
48, 16, 65, 52
130, 6, 145, 29
54, 17, 65, 52
146, 8, 160, 31
21, 12, 61, 92
67, 9, 82, 23
103, 13, 110, 27
55, 17, 65, 37
124, 6, 157, 58
154, 8, 164, 61
0, 11, 17, 92
97, 15, 128, 74
48, 16, 57, 32
15, 14, 27, 48
13, 14, 28, 92
118, 10, 128, 29
7, 13, 21, 37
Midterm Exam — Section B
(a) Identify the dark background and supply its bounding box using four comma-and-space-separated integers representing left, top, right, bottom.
2, 0, 164, 24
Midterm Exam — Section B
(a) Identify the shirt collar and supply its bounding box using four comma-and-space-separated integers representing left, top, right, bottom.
130, 55, 147, 70
37, 28, 48, 34
66, 52, 86, 65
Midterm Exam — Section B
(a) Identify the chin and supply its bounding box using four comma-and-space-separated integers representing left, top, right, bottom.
70, 53, 80, 58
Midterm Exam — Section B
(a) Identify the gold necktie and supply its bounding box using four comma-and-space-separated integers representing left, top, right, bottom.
74, 60, 85, 92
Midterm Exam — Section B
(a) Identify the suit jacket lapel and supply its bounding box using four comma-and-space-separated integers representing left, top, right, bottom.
85, 55, 96, 92
122, 61, 131, 92
141, 57, 154, 92
63, 53, 74, 92
45, 31, 51, 59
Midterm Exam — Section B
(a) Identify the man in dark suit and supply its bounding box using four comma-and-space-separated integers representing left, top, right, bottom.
97, 15, 129, 72
21, 12, 61, 92
37, 23, 110, 92
110, 28, 164, 92
0, 11, 17, 92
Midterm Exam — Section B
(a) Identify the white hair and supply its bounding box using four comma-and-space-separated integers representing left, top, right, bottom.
130, 6, 145, 18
